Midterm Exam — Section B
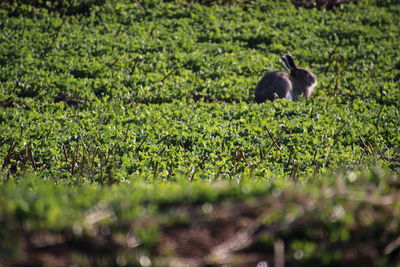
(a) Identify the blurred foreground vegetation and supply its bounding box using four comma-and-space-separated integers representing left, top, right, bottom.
1, 168, 399, 266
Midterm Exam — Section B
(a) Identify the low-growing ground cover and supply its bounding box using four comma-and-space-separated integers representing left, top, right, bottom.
0, 0, 399, 265
0, 0, 399, 182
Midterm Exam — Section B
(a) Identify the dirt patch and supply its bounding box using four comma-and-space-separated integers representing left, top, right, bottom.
291, 0, 358, 9
54, 93, 86, 108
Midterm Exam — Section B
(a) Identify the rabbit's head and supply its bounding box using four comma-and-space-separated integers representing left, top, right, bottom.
281, 54, 317, 97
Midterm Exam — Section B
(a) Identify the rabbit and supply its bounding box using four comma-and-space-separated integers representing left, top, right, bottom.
255, 54, 317, 103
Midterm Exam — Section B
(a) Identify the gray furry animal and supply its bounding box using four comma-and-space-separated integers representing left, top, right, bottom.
255, 55, 317, 103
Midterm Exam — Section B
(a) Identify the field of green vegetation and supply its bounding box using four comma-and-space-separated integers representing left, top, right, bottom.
0, 0, 399, 266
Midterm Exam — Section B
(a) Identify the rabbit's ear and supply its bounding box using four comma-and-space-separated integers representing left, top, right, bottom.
281, 54, 297, 71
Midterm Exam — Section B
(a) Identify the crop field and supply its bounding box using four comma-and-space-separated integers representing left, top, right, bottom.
0, 0, 399, 266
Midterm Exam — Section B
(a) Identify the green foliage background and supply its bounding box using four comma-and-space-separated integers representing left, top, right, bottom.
0, 0, 399, 265
1, 0, 399, 182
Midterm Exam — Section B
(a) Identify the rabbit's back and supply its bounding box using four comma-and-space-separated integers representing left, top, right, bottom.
255, 71, 292, 103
